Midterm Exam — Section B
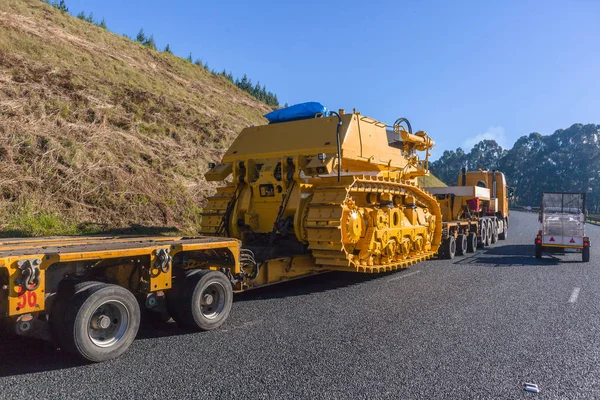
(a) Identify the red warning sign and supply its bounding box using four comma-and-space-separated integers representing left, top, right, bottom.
570, 238, 575, 243
549, 237, 555, 242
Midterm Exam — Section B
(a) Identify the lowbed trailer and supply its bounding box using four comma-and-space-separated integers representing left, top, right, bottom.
0, 235, 336, 362
426, 169, 512, 259
0, 235, 251, 361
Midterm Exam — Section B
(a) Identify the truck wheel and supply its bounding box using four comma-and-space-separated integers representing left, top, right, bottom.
485, 221, 492, 246
168, 270, 233, 331
467, 232, 477, 253
478, 222, 487, 248
442, 237, 456, 259
57, 282, 140, 362
583, 246, 590, 262
456, 234, 467, 256
498, 219, 508, 240
490, 220, 499, 244
535, 244, 542, 259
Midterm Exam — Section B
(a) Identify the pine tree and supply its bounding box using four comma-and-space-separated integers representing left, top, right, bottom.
143, 35, 156, 50
98, 18, 107, 30
226, 71, 234, 82
53, 0, 68, 12
194, 59, 203, 66
85, 12, 94, 23
76, 11, 86, 20
136, 28, 146, 44
187, 53, 193, 63
164, 44, 172, 54
254, 82, 262, 100
203, 61, 209, 71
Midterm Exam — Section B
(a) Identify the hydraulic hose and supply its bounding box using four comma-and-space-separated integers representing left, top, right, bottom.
393, 117, 412, 134
330, 111, 342, 182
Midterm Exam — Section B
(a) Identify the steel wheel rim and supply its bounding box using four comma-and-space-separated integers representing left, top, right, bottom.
200, 282, 226, 319
88, 300, 130, 348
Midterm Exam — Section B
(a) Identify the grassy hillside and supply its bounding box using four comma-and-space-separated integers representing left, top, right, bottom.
0, 0, 270, 236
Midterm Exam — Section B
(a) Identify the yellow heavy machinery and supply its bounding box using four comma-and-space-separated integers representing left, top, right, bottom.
426, 169, 512, 259
0, 105, 441, 362
201, 108, 442, 282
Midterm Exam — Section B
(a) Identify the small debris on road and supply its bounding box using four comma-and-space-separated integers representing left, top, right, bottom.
523, 383, 540, 393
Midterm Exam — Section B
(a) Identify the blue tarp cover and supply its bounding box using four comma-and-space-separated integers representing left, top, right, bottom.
264, 102, 329, 123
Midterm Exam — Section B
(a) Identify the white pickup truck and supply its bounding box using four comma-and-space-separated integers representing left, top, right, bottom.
535, 192, 590, 262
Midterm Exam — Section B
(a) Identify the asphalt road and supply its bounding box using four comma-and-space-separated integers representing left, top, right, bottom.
1, 211, 599, 399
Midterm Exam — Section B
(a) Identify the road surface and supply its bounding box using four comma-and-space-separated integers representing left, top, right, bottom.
0, 211, 598, 399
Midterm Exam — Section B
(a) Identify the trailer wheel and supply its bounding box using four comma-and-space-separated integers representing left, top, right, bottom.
51, 281, 109, 347
490, 220, 499, 244
583, 246, 590, 262
498, 219, 508, 240
477, 222, 487, 249
456, 234, 467, 256
467, 232, 477, 253
442, 237, 456, 259
57, 282, 140, 362
168, 270, 233, 331
485, 221, 492, 246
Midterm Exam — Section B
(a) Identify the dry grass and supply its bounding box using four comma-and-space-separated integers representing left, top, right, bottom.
418, 174, 447, 188
0, 0, 270, 236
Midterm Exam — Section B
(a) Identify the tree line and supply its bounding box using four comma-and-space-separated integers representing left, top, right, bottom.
430, 123, 600, 213
41, 0, 280, 108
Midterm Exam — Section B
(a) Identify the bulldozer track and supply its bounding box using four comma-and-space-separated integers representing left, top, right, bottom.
200, 186, 237, 235
305, 175, 442, 273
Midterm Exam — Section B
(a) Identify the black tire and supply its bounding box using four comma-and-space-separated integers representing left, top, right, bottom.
498, 219, 508, 240
583, 246, 590, 262
50, 280, 106, 347
478, 222, 487, 249
490, 220, 499, 244
167, 270, 233, 331
57, 282, 140, 362
467, 232, 477, 253
535, 244, 542, 259
456, 234, 467, 256
485, 221, 492, 246
442, 237, 456, 260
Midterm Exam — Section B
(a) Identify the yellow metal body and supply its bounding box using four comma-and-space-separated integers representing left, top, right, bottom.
202, 110, 442, 284
0, 236, 240, 317
458, 170, 509, 218
428, 170, 510, 240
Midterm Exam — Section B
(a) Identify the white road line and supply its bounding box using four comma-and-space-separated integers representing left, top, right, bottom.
568, 287, 581, 303
388, 270, 421, 282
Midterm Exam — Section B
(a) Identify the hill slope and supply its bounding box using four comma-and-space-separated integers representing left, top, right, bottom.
0, 0, 271, 236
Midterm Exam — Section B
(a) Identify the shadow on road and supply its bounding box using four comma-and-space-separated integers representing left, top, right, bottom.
234, 271, 385, 302
452, 244, 582, 267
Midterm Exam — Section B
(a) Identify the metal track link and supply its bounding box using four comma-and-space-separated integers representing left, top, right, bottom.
305, 175, 442, 273
200, 186, 237, 235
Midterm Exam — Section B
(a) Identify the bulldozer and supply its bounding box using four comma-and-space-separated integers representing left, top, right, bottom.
202, 103, 442, 286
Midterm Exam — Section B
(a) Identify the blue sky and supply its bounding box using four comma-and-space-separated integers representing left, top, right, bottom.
67, 0, 599, 159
